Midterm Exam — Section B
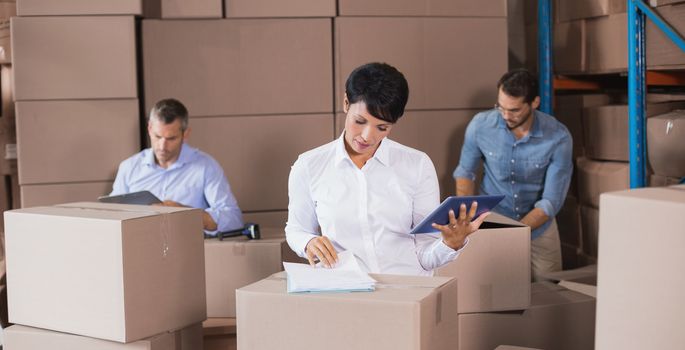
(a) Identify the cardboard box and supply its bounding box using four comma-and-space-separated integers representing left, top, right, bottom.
143, 19, 333, 117
584, 103, 685, 161
647, 3, 685, 68
556, 194, 582, 247
16, 99, 140, 185
649, 173, 682, 187
597, 187, 685, 349
4, 202, 206, 342
337, 109, 477, 201
555, 0, 625, 22
205, 236, 302, 317
144, 0, 222, 19
554, 94, 612, 157
20, 181, 113, 208
17, 0, 142, 16
335, 17, 507, 111
225, 0, 335, 17
189, 114, 334, 212
648, 110, 685, 177
585, 13, 627, 73
338, 0, 506, 17
650, 0, 685, 5
237, 273, 459, 350
4, 323, 203, 350
436, 212, 531, 314
11, 16, 137, 100
539, 265, 598, 297
553, 20, 585, 73
458, 282, 595, 350
203, 318, 236, 350
576, 157, 629, 208
242, 211, 287, 233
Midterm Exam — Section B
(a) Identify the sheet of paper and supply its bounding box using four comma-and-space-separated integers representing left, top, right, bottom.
283, 250, 376, 293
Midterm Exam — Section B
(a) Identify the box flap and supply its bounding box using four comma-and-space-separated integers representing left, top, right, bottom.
601, 186, 685, 205
482, 212, 527, 227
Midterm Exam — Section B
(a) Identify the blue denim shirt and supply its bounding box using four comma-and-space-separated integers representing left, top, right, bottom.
453, 109, 573, 240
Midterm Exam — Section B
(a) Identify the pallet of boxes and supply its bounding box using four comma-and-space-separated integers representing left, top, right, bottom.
3, 202, 207, 349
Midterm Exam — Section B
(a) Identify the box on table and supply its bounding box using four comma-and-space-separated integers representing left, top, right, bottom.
596, 187, 685, 349
648, 110, 685, 178
458, 282, 595, 350
237, 272, 459, 350
4, 323, 202, 350
576, 157, 629, 208
205, 233, 303, 317
11, 16, 137, 100
4, 202, 207, 342
435, 212, 531, 314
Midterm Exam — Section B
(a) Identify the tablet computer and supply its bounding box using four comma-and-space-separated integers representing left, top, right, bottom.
410, 194, 505, 234
98, 191, 162, 205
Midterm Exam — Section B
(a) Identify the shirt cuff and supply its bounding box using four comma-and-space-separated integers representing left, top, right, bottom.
437, 237, 470, 260
534, 199, 555, 217
453, 166, 476, 181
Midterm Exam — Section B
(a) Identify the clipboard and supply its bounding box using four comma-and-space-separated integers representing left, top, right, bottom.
98, 190, 162, 205
410, 195, 505, 234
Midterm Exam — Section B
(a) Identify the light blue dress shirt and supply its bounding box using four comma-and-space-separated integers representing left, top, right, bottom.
453, 109, 573, 240
111, 143, 243, 235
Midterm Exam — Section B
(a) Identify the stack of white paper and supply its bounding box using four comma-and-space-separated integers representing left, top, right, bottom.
283, 250, 377, 293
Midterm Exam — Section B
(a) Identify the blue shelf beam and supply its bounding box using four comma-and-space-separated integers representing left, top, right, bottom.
537, 0, 553, 115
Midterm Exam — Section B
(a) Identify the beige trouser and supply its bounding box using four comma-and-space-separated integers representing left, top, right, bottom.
531, 219, 562, 282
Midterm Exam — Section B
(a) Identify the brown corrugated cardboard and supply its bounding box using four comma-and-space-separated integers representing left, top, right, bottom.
647, 3, 685, 68
16, 99, 140, 185
436, 212, 531, 314
242, 211, 287, 233
338, 0, 506, 17
225, 0, 335, 17
555, 0, 625, 22
585, 13, 627, 73
597, 187, 685, 349
4, 323, 203, 350
336, 109, 477, 200
556, 194, 582, 247
649, 173, 682, 187
17, 0, 142, 16
555, 94, 612, 157
335, 17, 507, 111
553, 20, 585, 73
189, 114, 334, 212
576, 157, 629, 208
237, 273, 459, 350
143, 19, 333, 117
458, 282, 595, 350
584, 103, 685, 162
650, 0, 685, 5
11, 16, 137, 100
539, 265, 598, 297
580, 205, 598, 258
20, 181, 113, 208
4, 202, 207, 342
648, 110, 685, 177
205, 236, 301, 317
144, 0, 222, 19
203, 318, 236, 350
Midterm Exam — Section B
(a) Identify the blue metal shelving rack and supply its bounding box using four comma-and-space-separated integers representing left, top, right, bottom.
538, 0, 685, 188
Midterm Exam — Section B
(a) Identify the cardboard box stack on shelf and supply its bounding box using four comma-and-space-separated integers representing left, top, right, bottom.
648, 109, 685, 185
3, 202, 207, 349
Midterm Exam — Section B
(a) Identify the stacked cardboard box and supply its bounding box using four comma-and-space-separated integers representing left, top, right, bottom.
11, 9, 140, 207
4, 202, 207, 348
648, 110, 685, 185
647, 2, 685, 69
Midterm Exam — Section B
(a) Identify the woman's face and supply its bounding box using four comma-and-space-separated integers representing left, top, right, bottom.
343, 99, 394, 158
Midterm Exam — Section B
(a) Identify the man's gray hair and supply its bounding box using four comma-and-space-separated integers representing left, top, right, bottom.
148, 98, 189, 131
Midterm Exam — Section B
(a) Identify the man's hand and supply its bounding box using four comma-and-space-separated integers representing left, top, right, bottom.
158, 200, 218, 231
432, 201, 490, 250
159, 200, 185, 207
305, 236, 338, 268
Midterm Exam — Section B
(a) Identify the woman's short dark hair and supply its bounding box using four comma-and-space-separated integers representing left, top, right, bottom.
345, 62, 409, 124
497, 69, 539, 104
148, 98, 189, 131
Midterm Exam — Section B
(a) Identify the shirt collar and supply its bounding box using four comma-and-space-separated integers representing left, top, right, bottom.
495, 108, 544, 139
334, 132, 390, 168
143, 143, 193, 168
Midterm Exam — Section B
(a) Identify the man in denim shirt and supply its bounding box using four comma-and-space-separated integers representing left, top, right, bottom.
453, 69, 572, 280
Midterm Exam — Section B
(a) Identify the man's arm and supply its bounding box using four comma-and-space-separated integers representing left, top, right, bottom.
453, 115, 482, 196
202, 159, 244, 233
160, 200, 219, 231
520, 207, 549, 231
529, 132, 573, 229
455, 177, 475, 197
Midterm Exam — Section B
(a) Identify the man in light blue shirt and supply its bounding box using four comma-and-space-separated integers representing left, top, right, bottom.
111, 98, 243, 235
453, 69, 573, 280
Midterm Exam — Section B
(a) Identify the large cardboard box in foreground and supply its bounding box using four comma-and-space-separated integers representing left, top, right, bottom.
337, 0, 506, 17
4, 323, 203, 350
436, 212, 531, 314
237, 273, 459, 350
4, 202, 207, 343
458, 282, 595, 350
335, 17, 507, 111
205, 235, 302, 317
11, 16, 137, 100
596, 187, 685, 349
17, 0, 143, 16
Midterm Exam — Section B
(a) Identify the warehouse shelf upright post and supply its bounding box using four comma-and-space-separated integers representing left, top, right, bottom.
537, 0, 553, 115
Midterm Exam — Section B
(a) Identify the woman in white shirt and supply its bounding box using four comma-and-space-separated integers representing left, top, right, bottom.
285, 62, 488, 276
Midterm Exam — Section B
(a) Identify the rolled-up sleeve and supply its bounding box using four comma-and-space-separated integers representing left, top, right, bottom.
453, 116, 482, 181
535, 131, 573, 217
110, 160, 131, 196
204, 159, 244, 233
285, 157, 320, 258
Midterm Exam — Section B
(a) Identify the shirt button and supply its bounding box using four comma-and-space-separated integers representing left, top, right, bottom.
511, 181, 515, 184
511, 171, 515, 175
513, 144, 517, 147
514, 194, 518, 198
515, 207, 519, 211
511, 159, 515, 163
